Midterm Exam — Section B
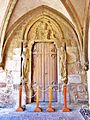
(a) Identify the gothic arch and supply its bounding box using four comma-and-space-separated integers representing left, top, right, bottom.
1, 5, 85, 104
23, 15, 63, 48
0, 1, 83, 65
2, 5, 81, 67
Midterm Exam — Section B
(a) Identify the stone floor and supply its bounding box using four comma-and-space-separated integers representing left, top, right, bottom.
0, 103, 88, 120
0, 109, 85, 120
80, 109, 90, 120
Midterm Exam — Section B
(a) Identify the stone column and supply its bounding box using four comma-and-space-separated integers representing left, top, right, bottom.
23, 41, 34, 104
59, 43, 70, 112
57, 48, 61, 103
87, 21, 90, 109
23, 46, 31, 103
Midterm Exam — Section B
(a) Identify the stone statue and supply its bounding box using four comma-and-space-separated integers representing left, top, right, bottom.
23, 48, 30, 80
23, 47, 34, 103
23, 47, 31, 103
60, 43, 68, 84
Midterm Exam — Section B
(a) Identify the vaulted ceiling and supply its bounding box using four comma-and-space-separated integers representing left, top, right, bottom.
0, 0, 89, 30
0, 0, 90, 67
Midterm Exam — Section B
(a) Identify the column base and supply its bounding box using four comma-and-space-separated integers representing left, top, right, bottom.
16, 107, 24, 112
34, 107, 43, 112
62, 107, 71, 112
46, 107, 55, 112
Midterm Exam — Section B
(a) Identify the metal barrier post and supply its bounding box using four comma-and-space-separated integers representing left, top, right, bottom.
46, 86, 55, 112
34, 86, 43, 112
16, 82, 24, 112
62, 84, 71, 112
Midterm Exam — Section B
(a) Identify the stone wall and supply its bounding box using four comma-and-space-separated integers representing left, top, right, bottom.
0, 69, 15, 108
0, 67, 26, 108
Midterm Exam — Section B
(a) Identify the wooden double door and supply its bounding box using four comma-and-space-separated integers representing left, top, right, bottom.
32, 42, 57, 102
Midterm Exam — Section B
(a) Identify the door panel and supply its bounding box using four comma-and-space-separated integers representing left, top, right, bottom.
32, 42, 57, 102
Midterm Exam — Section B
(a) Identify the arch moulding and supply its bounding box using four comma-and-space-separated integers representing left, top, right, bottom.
3, 5, 81, 68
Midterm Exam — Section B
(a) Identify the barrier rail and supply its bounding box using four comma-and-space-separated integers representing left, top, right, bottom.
16, 83, 71, 112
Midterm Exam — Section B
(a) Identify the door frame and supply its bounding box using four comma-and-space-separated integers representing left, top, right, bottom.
31, 41, 58, 102
28, 39, 60, 103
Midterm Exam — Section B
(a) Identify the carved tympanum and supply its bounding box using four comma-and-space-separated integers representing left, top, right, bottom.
27, 18, 59, 41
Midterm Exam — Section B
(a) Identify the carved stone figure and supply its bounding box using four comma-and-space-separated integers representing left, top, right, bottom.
23, 48, 30, 80
23, 47, 31, 103
60, 43, 68, 84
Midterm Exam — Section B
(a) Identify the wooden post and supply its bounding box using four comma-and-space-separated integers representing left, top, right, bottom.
16, 82, 23, 112
34, 86, 42, 112
46, 86, 55, 112
62, 84, 71, 112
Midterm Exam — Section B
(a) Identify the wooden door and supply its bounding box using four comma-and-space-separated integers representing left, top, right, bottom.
32, 42, 57, 102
